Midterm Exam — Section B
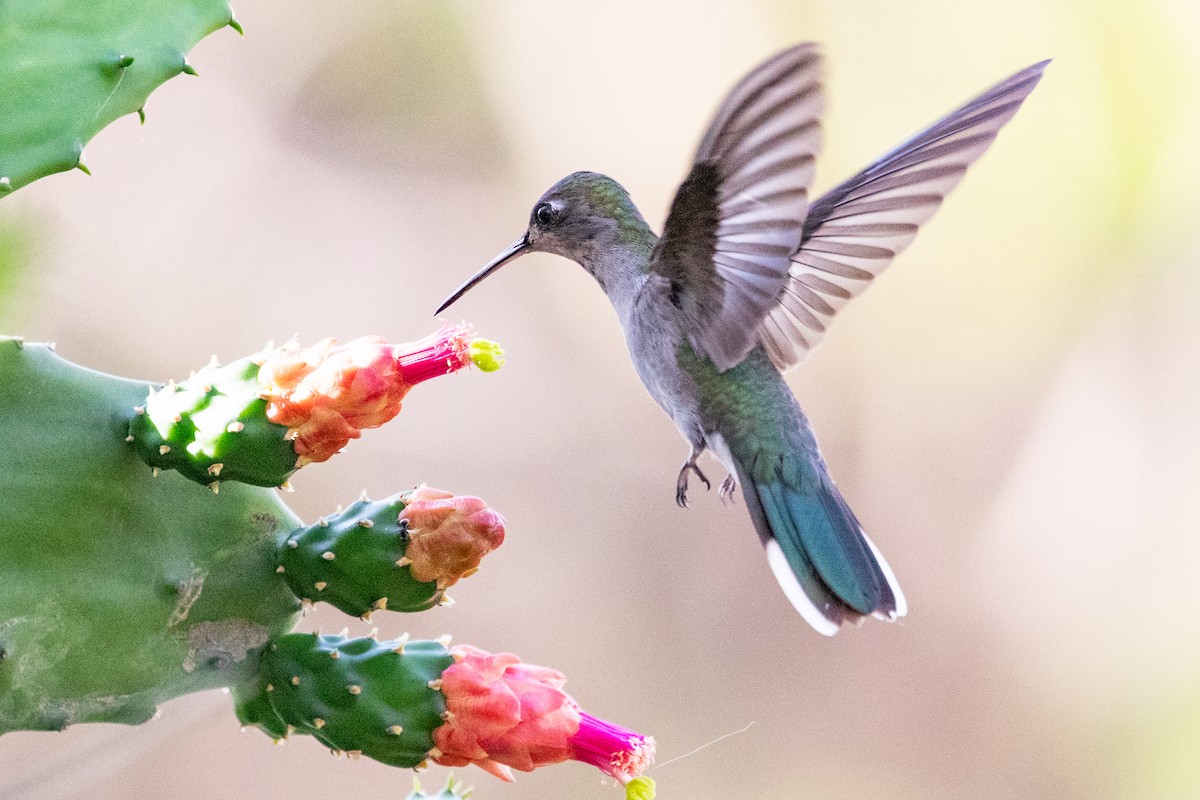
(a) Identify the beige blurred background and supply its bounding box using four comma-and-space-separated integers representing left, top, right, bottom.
2, 0, 1199, 797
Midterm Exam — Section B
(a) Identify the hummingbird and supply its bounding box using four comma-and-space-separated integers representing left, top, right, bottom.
437, 44, 1046, 635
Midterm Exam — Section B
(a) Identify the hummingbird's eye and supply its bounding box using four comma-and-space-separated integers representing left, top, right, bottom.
534, 203, 557, 227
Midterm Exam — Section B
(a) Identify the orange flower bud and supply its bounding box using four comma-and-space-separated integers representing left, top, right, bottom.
400, 488, 506, 590
257, 326, 488, 464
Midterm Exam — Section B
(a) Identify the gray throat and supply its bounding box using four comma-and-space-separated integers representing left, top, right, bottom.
580, 238, 658, 325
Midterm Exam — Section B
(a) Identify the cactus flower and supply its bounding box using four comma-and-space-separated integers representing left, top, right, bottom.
127, 326, 502, 488
236, 634, 655, 790
400, 486, 506, 590
431, 645, 654, 783
260, 326, 502, 466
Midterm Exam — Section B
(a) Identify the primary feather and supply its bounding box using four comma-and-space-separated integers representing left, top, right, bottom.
759, 59, 1050, 369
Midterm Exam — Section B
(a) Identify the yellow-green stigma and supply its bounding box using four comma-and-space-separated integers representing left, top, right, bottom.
625, 776, 655, 800
468, 339, 505, 372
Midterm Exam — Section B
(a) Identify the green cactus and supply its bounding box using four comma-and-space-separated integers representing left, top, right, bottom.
408, 775, 473, 800
0, 2, 664, 793
234, 633, 454, 768
231, 661, 292, 742
0, 338, 299, 733
127, 353, 299, 489
0, 337, 651, 794
0, 337, 496, 738
0, 0, 242, 195
279, 494, 446, 617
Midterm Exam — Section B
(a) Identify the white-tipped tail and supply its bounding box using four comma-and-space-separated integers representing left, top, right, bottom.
765, 539, 839, 636
862, 531, 907, 620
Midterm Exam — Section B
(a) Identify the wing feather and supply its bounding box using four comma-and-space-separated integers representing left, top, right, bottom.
650, 43, 824, 372
758, 59, 1049, 370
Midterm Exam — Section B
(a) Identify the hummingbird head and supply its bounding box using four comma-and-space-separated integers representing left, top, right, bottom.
436, 171, 654, 314
523, 171, 651, 262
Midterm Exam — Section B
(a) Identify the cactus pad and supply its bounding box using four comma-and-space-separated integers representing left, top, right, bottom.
0, 339, 300, 733
279, 494, 444, 617
128, 354, 298, 489
0, 0, 242, 195
235, 633, 454, 768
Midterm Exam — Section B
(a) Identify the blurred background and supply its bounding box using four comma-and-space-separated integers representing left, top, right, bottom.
2, 0, 1199, 797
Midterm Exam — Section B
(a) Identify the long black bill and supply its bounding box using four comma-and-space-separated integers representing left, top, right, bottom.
435, 236, 530, 315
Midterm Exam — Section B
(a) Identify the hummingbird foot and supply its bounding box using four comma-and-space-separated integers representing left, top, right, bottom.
675, 460, 711, 508
719, 474, 737, 504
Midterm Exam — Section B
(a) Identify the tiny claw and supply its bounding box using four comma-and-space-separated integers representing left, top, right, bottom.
675, 460, 710, 508
719, 474, 737, 504
675, 483, 689, 509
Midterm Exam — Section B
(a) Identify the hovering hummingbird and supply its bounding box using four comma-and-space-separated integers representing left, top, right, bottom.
437, 44, 1046, 635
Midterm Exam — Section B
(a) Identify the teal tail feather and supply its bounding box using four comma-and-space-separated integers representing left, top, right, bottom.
735, 450, 906, 635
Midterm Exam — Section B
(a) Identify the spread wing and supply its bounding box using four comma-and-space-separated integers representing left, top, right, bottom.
758, 59, 1049, 370
649, 43, 823, 372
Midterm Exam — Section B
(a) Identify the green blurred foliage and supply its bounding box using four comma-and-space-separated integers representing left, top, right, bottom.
1082, 0, 1188, 238
0, 218, 31, 326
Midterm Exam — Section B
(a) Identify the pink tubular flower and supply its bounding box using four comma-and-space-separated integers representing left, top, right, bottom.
431, 645, 655, 784
399, 487, 506, 589
256, 326, 501, 465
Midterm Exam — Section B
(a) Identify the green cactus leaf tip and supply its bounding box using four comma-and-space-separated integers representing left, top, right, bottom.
0, 0, 242, 195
